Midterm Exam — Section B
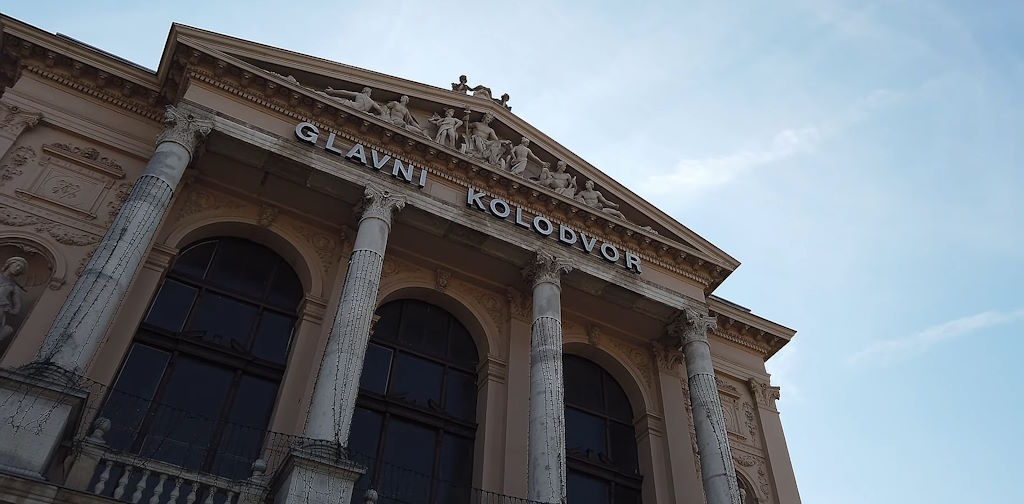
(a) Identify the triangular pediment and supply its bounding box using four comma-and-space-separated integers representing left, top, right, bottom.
157, 25, 740, 285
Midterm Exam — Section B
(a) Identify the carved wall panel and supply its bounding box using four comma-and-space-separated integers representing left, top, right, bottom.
14, 143, 125, 220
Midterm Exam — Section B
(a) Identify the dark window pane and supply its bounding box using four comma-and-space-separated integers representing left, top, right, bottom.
613, 484, 641, 504
380, 418, 435, 504
389, 353, 443, 411
568, 471, 609, 504
444, 369, 476, 421
140, 358, 232, 470
360, 343, 393, 395
187, 292, 258, 349
143, 280, 197, 332
564, 356, 603, 412
397, 301, 447, 358
605, 375, 633, 422
447, 322, 477, 368
251, 312, 295, 364
349, 407, 383, 492
206, 239, 278, 297
373, 302, 402, 342
436, 434, 473, 503
212, 376, 277, 478
566, 408, 606, 462
102, 345, 170, 450
171, 240, 216, 279
267, 264, 303, 310
609, 422, 639, 473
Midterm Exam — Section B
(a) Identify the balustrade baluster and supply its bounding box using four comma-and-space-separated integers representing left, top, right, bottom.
203, 486, 216, 504
226, 490, 236, 504
185, 482, 198, 504
168, 478, 183, 504
131, 469, 151, 503
94, 460, 113, 495
113, 465, 134, 500
149, 473, 167, 504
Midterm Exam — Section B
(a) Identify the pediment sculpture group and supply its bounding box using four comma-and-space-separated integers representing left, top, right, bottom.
310, 77, 628, 222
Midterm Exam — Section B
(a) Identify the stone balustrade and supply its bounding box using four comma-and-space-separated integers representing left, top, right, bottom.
66, 418, 268, 504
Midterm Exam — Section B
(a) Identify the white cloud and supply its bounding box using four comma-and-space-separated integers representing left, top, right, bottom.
641, 126, 821, 196
848, 308, 1024, 366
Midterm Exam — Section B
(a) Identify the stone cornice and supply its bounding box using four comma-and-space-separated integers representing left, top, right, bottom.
708, 297, 795, 359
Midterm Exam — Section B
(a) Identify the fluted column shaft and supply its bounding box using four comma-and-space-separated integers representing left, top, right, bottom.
669, 309, 741, 504
304, 186, 406, 448
525, 253, 573, 504
34, 106, 211, 379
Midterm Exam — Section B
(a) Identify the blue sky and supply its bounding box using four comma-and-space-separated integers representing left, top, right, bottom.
5, 1, 1022, 502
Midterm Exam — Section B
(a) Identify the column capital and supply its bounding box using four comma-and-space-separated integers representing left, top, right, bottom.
358, 184, 406, 227
522, 251, 573, 289
155, 105, 213, 154
666, 306, 718, 347
0, 100, 42, 138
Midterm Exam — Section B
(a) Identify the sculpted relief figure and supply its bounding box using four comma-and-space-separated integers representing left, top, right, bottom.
0, 256, 26, 346
379, 95, 429, 138
322, 86, 383, 115
507, 138, 548, 177
541, 161, 578, 198
462, 112, 508, 166
429, 108, 464, 149
575, 180, 627, 221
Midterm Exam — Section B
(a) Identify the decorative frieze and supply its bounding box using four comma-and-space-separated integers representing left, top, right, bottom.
0, 204, 100, 247
0, 146, 35, 187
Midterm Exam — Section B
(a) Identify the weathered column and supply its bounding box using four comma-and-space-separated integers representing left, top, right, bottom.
667, 308, 741, 504
272, 185, 404, 504
32, 105, 211, 380
0, 105, 209, 479
304, 184, 406, 447
524, 252, 573, 504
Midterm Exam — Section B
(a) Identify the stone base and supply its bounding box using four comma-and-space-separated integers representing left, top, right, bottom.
0, 366, 87, 480
270, 447, 366, 504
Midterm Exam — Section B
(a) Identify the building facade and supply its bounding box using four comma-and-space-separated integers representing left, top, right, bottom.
0, 17, 801, 504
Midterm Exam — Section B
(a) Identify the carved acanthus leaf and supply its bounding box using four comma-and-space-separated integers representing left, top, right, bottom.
0, 102, 42, 136
0, 204, 100, 247
156, 105, 213, 153
522, 251, 573, 289
0, 146, 35, 187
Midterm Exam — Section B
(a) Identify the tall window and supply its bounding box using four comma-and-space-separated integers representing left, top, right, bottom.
348, 299, 479, 504
100, 237, 303, 479
564, 355, 642, 504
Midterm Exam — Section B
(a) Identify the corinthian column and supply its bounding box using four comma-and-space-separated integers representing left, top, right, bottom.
304, 185, 406, 448
33, 105, 211, 381
524, 252, 573, 504
668, 308, 741, 504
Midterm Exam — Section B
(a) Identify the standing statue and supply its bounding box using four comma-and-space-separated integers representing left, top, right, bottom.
452, 75, 471, 94
0, 256, 27, 346
462, 112, 507, 166
429, 108, 464, 149
495, 93, 512, 111
575, 180, 627, 220
379, 95, 429, 138
507, 138, 548, 177
322, 86, 383, 115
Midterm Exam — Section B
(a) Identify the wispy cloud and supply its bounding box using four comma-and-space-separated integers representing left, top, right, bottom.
848, 308, 1024, 366
642, 126, 821, 195
640, 88, 898, 198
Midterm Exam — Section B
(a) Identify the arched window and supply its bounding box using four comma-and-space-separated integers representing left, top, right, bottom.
737, 474, 758, 504
100, 237, 303, 479
564, 355, 642, 504
348, 299, 479, 504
